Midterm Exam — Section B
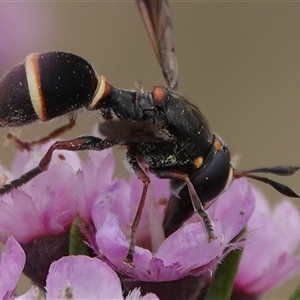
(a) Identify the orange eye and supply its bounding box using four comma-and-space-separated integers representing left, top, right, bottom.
152, 86, 167, 102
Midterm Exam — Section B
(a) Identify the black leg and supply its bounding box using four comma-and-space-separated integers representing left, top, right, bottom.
123, 147, 150, 268
0, 135, 117, 195
151, 167, 216, 241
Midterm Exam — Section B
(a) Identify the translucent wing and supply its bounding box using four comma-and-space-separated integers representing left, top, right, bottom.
136, 0, 178, 89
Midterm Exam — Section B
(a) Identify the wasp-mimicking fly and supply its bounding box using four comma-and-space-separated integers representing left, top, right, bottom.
0, 0, 299, 267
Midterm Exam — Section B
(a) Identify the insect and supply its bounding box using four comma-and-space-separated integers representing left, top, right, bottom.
0, 0, 299, 268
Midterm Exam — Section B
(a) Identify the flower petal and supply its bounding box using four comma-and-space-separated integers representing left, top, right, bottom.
208, 178, 255, 244
95, 177, 255, 282
46, 256, 123, 299
234, 192, 300, 295
74, 149, 116, 220
0, 188, 75, 244
140, 294, 160, 300
0, 236, 25, 299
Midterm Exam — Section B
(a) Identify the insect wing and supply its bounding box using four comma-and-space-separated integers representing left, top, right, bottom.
136, 0, 178, 89
99, 120, 171, 143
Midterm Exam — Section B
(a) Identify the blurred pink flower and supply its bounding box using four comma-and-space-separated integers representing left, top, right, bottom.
0, 236, 25, 300
233, 188, 300, 297
0, 2, 60, 75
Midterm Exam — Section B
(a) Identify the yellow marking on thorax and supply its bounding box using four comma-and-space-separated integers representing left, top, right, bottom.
193, 156, 204, 168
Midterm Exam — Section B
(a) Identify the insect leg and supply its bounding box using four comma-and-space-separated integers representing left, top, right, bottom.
7, 115, 77, 151
150, 168, 216, 241
0, 135, 117, 195
123, 147, 150, 268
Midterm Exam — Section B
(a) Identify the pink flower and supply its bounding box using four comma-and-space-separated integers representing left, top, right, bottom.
0, 236, 25, 300
0, 237, 39, 300
233, 188, 300, 297
93, 176, 255, 299
0, 137, 256, 298
0, 143, 116, 287
46, 256, 159, 300
0, 239, 158, 299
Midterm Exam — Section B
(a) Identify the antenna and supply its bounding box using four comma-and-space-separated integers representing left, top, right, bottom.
233, 166, 300, 198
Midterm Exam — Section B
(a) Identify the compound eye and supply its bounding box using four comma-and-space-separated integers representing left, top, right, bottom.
152, 86, 167, 105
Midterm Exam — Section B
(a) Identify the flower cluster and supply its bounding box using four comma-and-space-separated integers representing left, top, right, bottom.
0, 140, 299, 299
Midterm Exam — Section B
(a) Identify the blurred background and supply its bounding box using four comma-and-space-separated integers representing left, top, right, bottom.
0, 1, 299, 299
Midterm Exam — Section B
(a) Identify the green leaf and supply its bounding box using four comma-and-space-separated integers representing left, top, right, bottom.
204, 247, 243, 300
290, 282, 300, 300
69, 215, 89, 255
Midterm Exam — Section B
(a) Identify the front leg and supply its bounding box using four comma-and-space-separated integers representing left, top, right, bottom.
123, 147, 150, 268
151, 167, 216, 241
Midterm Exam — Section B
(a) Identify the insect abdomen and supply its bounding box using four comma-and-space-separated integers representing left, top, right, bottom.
0, 52, 98, 127
0, 63, 35, 126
